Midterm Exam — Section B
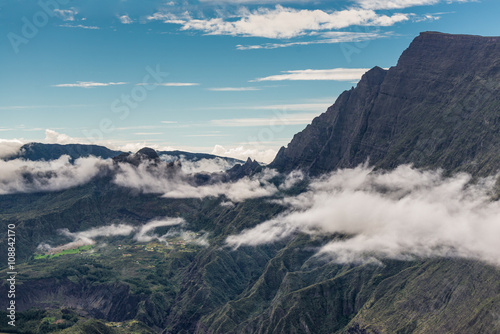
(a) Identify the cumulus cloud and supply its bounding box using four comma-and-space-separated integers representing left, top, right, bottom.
0, 139, 24, 159
54, 8, 77, 21
44, 129, 80, 144
253, 68, 371, 81
149, 6, 408, 39
226, 165, 500, 266
119, 14, 133, 24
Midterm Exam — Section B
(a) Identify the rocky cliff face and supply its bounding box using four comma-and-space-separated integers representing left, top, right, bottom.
271, 32, 500, 176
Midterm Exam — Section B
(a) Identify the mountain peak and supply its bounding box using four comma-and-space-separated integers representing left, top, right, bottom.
136, 147, 160, 161
271, 32, 500, 176
113, 147, 161, 166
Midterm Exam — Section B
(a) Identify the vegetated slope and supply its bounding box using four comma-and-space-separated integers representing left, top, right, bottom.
271, 32, 500, 177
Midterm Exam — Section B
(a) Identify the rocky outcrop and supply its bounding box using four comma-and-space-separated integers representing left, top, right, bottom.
271, 32, 500, 176
113, 147, 162, 166
0, 278, 142, 322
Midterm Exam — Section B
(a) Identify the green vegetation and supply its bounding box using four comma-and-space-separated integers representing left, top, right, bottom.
34, 244, 95, 259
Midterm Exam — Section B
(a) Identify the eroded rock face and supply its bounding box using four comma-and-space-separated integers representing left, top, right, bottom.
271, 32, 500, 177
0, 278, 142, 322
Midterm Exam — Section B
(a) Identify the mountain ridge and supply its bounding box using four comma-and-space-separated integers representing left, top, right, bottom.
270, 31, 500, 177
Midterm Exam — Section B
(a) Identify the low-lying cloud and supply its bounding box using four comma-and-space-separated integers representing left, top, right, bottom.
226, 165, 500, 266
160, 154, 238, 173
113, 161, 280, 202
38, 217, 207, 251
134, 218, 185, 242
0, 139, 24, 159
0, 152, 286, 202
38, 224, 135, 253
0, 155, 112, 195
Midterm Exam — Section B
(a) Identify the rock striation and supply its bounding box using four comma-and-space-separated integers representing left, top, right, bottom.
271, 32, 500, 176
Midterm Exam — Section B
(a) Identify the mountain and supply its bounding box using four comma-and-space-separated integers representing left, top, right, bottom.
13, 143, 122, 161
2, 32, 500, 334
9, 142, 243, 165
271, 32, 500, 177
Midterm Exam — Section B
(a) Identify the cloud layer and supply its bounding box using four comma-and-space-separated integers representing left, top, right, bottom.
0, 156, 111, 195
226, 165, 500, 266
253, 68, 371, 81
0, 139, 24, 159
38, 217, 206, 251
149, 6, 408, 39
113, 160, 280, 202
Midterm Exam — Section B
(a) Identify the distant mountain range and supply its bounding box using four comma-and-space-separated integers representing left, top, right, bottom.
1, 32, 500, 334
11, 142, 243, 165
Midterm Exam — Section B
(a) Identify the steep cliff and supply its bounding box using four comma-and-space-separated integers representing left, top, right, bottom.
271, 32, 500, 176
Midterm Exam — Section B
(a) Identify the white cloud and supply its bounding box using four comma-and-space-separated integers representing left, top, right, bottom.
54, 8, 77, 21
119, 14, 133, 24
59, 24, 100, 30
253, 68, 371, 81
212, 145, 277, 163
0, 139, 24, 159
38, 224, 135, 253
236, 31, 390, 50
160, 154, 239, 173
207, 87, 261, 91
279, 170, 304, 190
37, 217, 208, 252
134, 218, 185, 242
149, 5, 408, 39
44, 129, 79, 144
0, 155, 112, 195
353, 0, 470, 10
210, 112, 318, 127
159, 82, 199, 86
226, 165, 500, 266
137, 82, 199, 87
60, 224, 135, 244
52, 81, 127, 88
199, 0, 314, 3
250, 103, 331, 111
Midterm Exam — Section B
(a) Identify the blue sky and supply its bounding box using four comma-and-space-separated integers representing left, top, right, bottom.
1, 0, 499, 162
